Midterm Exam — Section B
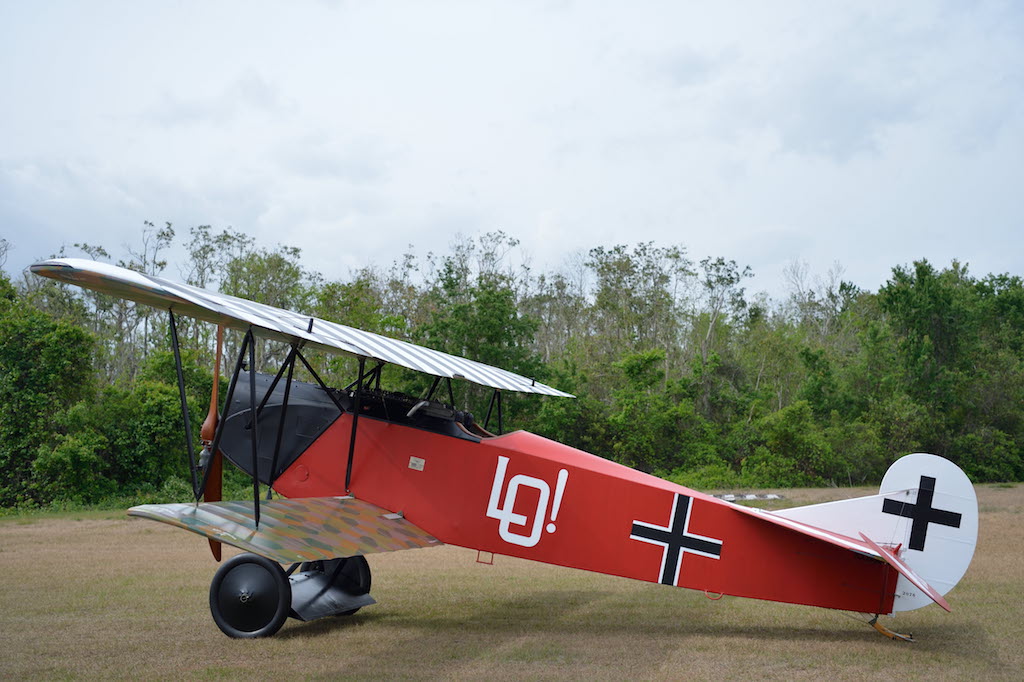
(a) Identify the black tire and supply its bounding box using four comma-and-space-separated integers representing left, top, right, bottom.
209, 553, 291, 638
300, 556, 371, 615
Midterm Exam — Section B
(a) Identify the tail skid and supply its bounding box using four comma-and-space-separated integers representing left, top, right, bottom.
868, 615, 915, 642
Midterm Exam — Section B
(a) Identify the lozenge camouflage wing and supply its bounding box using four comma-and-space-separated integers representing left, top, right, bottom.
128, 496, 441, 563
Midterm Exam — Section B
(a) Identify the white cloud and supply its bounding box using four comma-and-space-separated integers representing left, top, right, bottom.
1, 1, 1021, 301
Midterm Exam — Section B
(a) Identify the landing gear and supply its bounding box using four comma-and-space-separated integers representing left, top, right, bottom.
208, 553, 376, 637
299, 556, 372, 615
868, 615, 914, 642
209, 553, 292, 638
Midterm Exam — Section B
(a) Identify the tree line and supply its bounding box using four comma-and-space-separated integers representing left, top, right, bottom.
2, 224, 1022, 506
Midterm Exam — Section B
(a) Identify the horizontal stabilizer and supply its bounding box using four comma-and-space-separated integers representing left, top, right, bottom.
726, 503, 883, 559
129, 496, 441, 564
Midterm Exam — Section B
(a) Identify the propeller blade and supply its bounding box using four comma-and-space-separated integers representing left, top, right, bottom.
202, 325, 225, 561
201, 324, 224, 443
205, 452, 223, 561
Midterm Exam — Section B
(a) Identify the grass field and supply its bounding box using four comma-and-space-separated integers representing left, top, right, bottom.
1, 485, 1021, 680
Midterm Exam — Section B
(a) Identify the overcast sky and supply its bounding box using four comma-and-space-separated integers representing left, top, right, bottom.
2, 1, 1021, 300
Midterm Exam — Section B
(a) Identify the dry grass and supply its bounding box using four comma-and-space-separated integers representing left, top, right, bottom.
1, 485, 1021, 680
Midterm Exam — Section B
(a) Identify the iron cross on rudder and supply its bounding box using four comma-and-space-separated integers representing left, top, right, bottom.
882, 475, 962, 551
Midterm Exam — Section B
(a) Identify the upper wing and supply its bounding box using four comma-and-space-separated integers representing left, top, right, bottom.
128, 496, 441, 563
31, 257, 573, 397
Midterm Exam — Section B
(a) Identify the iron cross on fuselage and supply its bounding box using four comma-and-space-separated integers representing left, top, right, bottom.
630, 493, 723, 586
882, 475, 962, 551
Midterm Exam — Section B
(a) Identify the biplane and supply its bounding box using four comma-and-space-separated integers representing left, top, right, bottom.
32, 257, 979, 641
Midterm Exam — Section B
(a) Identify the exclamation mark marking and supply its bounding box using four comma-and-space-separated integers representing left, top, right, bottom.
546, 469, 569, 533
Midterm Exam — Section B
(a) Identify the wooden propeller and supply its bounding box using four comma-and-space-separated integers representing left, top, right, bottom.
200, 324, 224, 561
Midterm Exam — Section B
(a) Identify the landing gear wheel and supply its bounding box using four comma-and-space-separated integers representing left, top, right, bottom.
209, 553, 291, 638
299, 556, 371, 615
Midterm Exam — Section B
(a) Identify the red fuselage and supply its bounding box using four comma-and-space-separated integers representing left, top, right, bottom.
273, 413, 896, 614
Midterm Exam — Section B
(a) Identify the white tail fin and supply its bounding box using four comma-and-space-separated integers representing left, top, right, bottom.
773, 453, 978, 613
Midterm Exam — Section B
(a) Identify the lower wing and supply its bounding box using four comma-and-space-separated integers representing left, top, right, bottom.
129, 496, 442, 563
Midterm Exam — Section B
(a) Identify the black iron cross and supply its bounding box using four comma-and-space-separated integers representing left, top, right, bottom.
630, 493, 723, 586
882, 475, 962, 551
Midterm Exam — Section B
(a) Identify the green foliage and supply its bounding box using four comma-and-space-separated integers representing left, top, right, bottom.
222, 243, 310, 312
606, 350, 720, 473
7, 231, 1024, 510
32, 431, 114, 503
798, 347, 841, 418
953, 428, 1023, 482
0, 274, 95, 505
33, 381, 189, 503
823, 414, 886, 485
876, 260, 1024, 479
664, 461, 742, 490
138, 347, 220, 418
527, 392, 610, 459
313, 273, 387, 333
742, 401, 837, 487
414, 233, 544, 421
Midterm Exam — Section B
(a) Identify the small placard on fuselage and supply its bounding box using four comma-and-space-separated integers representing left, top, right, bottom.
408, 456, 426, 471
